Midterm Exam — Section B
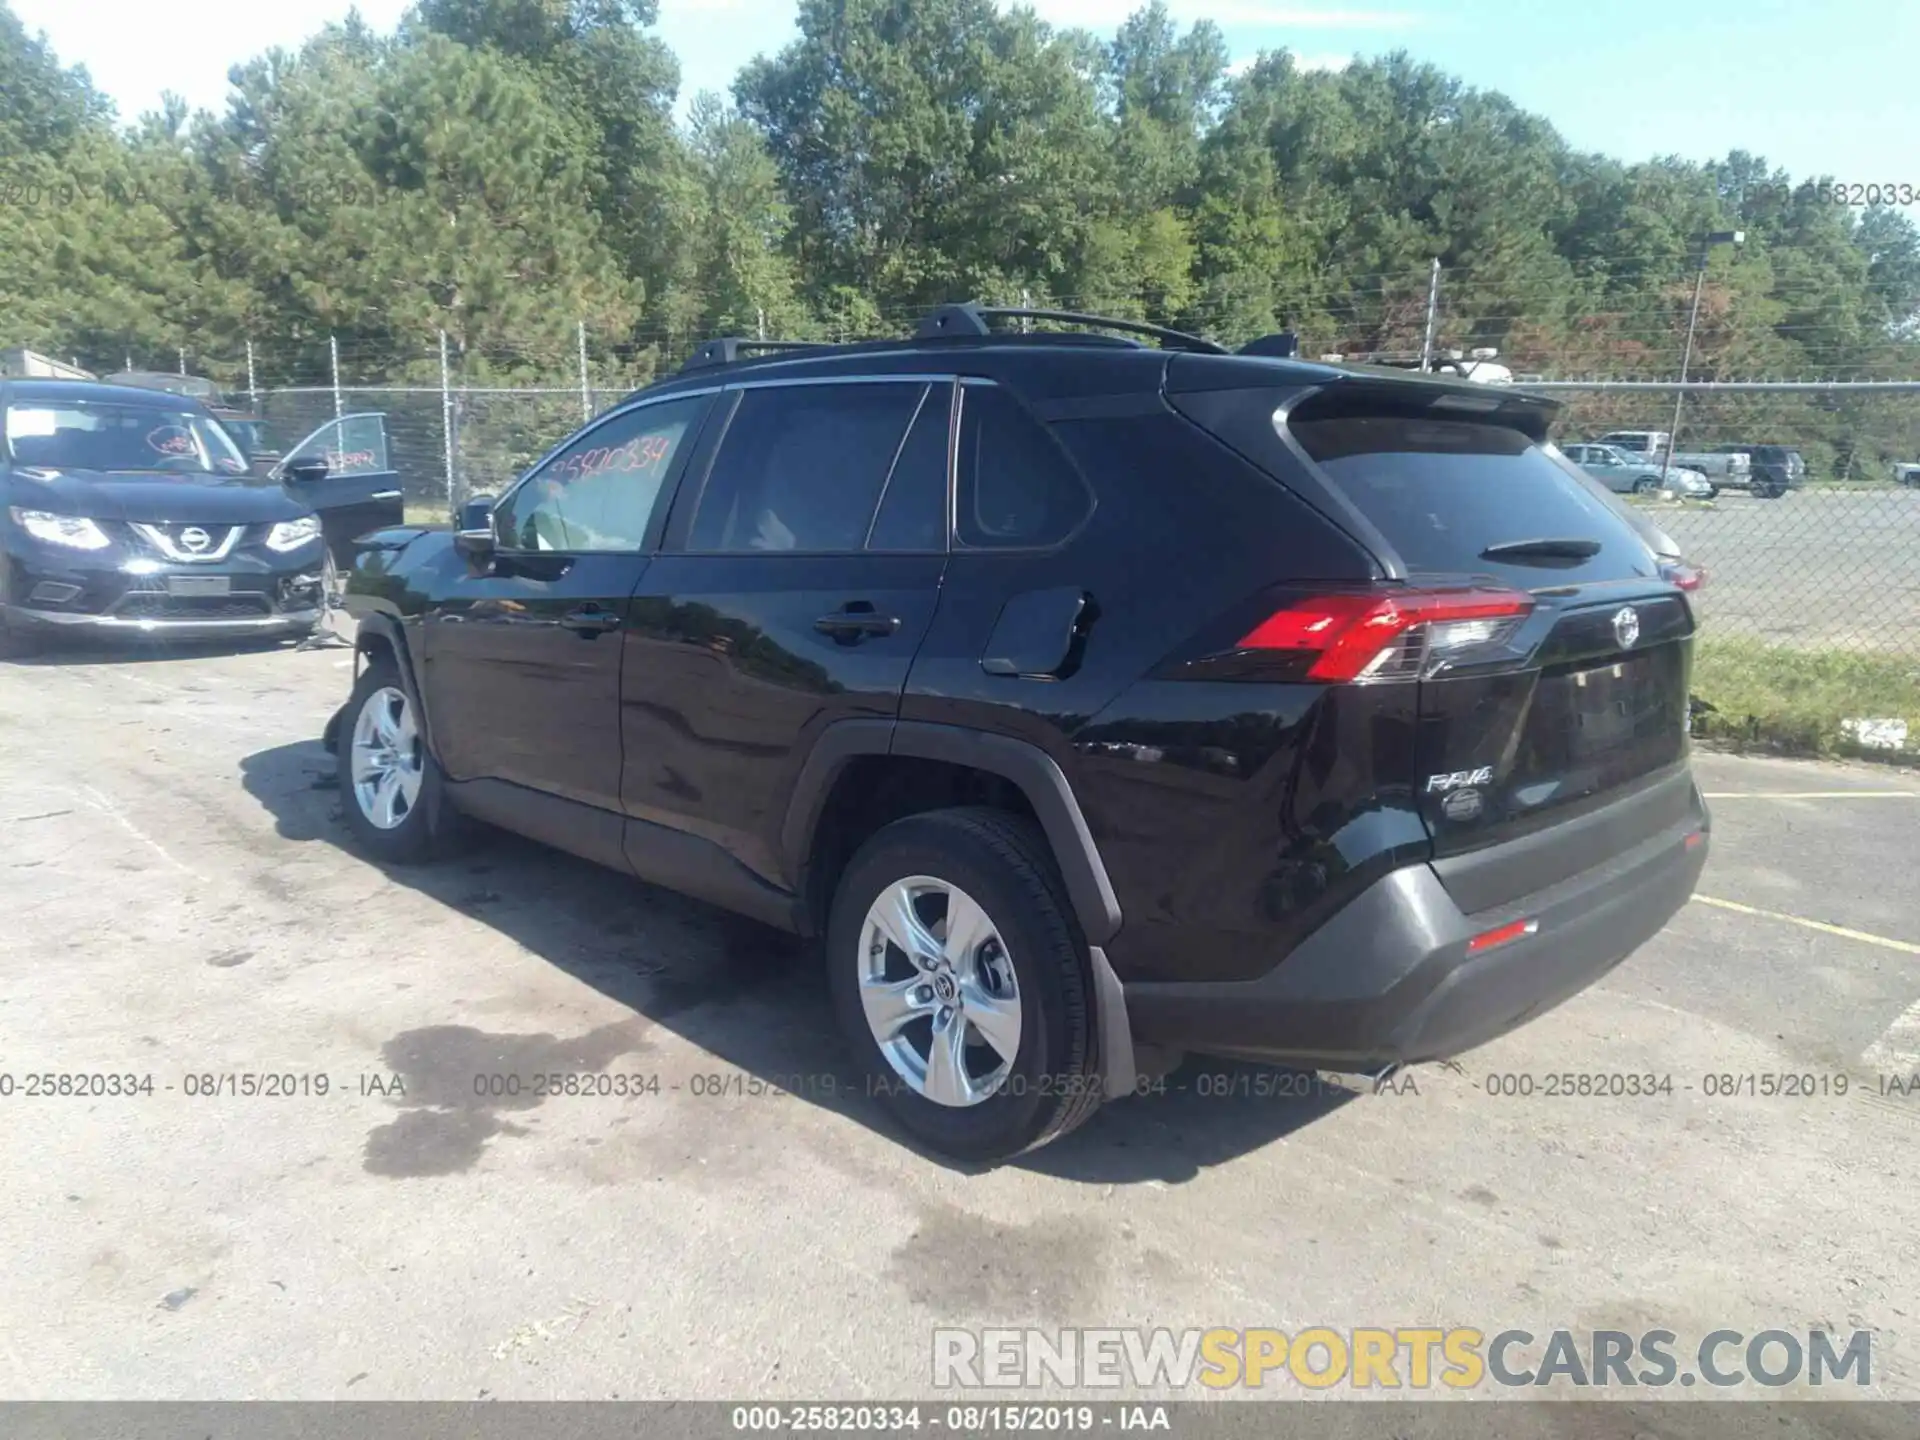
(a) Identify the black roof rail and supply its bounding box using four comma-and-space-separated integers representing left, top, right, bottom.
916, 302, 1229, 355
1238, 331, 1300, 359
677, 337, 830, 375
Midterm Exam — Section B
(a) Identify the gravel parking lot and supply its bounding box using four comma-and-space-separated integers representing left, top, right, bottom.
1658, 488, 1920, 652
2, 639, 1918, 1405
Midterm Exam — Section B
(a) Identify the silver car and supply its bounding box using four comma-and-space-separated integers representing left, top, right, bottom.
1562, 443, 1713, 499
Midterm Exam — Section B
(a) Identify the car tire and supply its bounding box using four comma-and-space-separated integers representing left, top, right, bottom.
336, 656, 468, 863
1756, 482, 1784, 499
1633, 477, 1660, 495
827, 807, 1103, 1164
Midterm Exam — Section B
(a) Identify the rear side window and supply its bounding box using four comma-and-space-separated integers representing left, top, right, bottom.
690, 383, 924, 553
955, 384, 1092, 549
1289, 416, 1656, 578
866, 385, 950, 552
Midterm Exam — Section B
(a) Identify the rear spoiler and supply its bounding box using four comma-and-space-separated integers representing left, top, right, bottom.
1281, 373, 1559, 444
1164, 355, 1558, 442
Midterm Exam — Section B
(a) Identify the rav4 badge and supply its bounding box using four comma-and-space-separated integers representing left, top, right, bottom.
1426, 766, 1495, 793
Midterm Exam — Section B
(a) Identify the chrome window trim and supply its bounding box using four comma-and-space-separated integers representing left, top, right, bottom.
726, 373, 963, 391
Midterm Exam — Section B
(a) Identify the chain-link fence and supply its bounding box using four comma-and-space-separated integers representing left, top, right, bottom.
250, 384, 635, 519
1531, 383, 1920, 658
119, 286, 1920, 664
239, 372, 1919, 662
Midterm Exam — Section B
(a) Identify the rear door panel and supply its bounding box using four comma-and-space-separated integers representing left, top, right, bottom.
621, 380, 951, 888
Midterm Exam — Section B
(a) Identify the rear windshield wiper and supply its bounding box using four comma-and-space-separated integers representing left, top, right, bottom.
1480, 537, 1601, 561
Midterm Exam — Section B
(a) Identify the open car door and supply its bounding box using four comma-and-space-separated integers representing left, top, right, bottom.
273, 413, 407, 570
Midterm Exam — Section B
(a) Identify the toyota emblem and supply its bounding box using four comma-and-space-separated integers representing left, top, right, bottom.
1612, 605, 1641, 650
179, 526, 212, 553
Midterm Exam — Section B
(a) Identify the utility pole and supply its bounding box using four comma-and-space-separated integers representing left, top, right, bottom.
577, 318, 591, 424
1666, 231, 1744, 487
1420, 259, 1441, 373
439, 330, 456, 514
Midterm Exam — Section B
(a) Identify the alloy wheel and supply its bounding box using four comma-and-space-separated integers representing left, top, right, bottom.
858, 876, 1022, 1108
350, 685, 424, 830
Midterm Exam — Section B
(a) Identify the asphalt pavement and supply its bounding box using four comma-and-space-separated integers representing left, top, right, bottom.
1, 641, 1916, 1403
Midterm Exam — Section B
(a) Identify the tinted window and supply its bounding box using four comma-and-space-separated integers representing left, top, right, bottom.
955, 385, 1092, 548
495, 397, 702, 553
284, 414, 389, 476
690, 384, 924, 553
867, 385, 950, 552
1291, 416, 1656, 578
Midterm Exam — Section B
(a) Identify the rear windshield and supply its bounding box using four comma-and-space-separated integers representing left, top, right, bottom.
1288, 415, 1658, 580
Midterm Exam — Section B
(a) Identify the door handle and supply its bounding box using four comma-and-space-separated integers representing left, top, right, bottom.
814, 604, 900, 641
561, 606, 623, 637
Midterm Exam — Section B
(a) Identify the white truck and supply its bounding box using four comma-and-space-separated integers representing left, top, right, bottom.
1594, 431, 1751, 492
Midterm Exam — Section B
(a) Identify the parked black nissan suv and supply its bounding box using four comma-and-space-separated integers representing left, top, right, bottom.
324, 304, 1710, 1162
1, 379, 336, 651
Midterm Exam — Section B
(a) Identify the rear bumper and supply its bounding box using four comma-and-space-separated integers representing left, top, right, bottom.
1124, 796, 1709, 1070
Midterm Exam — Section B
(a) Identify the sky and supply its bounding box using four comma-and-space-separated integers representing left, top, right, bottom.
13, 0, 1920, 201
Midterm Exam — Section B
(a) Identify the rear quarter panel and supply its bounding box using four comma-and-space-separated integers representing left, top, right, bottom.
900, 404, 1386, 982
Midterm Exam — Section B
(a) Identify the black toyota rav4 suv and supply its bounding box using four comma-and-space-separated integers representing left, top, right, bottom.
325, 304, 1709, 1162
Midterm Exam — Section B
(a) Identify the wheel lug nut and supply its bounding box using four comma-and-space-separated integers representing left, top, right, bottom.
916, 986, 933, 1003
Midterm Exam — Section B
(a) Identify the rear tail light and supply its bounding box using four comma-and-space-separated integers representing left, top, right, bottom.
1661, 560, 1706, 591
1238, 586, 1535, 683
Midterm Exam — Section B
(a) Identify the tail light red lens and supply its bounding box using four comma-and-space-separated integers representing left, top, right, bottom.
1238, 587, 1535, 682
1661, 560, 1706, 591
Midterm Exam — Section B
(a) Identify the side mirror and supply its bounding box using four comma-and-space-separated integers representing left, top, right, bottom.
453, 494, 498, 562
284, 456, 329, 485
456, 494, 496, 532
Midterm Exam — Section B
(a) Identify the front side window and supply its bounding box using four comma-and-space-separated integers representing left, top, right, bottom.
494, 398, 704, 553
280, 414, 390, 476
6, 402, 248, 475
688, 383, 926, 554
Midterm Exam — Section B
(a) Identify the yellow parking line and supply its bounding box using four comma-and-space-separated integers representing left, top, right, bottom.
1691, 895, 1920, 955
1701, 791, 1917, 799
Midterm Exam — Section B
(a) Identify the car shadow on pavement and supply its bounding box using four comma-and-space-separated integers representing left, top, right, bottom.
239, 737, 1356, 1183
